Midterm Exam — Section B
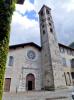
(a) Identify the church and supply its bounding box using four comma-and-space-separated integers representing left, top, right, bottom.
4, 5, 74, 92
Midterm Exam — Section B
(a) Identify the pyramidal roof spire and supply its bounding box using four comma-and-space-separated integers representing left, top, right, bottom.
38, 5, 51, 14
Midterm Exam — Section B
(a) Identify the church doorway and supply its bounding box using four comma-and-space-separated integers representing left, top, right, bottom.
26, 73, 35, 91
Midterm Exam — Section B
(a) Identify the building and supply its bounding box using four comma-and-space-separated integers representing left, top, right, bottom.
4, 5, 74, 92
59, 43, 74, 86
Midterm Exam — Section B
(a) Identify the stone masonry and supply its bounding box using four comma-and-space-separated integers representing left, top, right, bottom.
39, 5, 66, 90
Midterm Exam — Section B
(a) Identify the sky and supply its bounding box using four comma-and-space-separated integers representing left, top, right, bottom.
10, 0, 74, 46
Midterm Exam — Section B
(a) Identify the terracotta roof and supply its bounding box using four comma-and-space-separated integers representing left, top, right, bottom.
9, 42, 41, 51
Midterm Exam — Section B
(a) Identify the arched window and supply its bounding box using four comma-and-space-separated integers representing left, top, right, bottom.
46, 9, 50, 14
40, 11, 44, 16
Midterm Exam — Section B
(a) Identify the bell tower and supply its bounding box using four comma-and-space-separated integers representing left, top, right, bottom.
39, 5, 66, 90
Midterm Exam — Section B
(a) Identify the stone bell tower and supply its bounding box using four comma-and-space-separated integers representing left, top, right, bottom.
39, 5, 66, 90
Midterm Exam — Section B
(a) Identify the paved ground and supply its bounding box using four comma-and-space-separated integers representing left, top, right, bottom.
3, 89, 73, 100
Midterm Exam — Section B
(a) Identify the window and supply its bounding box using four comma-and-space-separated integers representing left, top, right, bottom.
71, 51, 74, 56
70, 50, 72, 55
67, 49, 73, 55
27, 50, 36, 60
67, 49, 70, 55
66, 72, 71, 86
64, 73, 67, 85
50, 28, 53, 33
66, 59, 71, 67
43, 30, 45, 35
62, 58, 66, 66
40, 11, 43, 16
60, 47, 65, 53
46, 9, 50, 14
71, 59, 74, 68
71, 72, 74, 79
64, 72, 71, 86
49, 23, 52, 26
4, 78, 11, 92
72, 51, 74, 56
9, 56, 14, 66
42, 24, 44, 28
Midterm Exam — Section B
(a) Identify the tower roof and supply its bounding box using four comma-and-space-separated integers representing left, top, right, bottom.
38, 5, 51, 14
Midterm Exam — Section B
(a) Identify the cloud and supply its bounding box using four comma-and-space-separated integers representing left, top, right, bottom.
15, 0, 35, 14
34, 0, 74, 45
62, 0, 74, 12
10, 0, 74, 46
10, 11, 40, 45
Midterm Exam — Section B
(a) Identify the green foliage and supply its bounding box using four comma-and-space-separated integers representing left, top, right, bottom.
0, 0, 16, 100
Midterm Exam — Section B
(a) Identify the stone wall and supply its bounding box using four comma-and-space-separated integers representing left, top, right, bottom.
5, 45, 42, 92
39, 5, 66, 90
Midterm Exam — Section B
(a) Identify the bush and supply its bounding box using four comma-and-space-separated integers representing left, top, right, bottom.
0, 1, 15, 100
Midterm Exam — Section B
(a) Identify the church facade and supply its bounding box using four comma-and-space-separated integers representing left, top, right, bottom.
4, 5, 74, 92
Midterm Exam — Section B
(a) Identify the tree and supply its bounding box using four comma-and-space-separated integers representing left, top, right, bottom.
0, 0, 24, 100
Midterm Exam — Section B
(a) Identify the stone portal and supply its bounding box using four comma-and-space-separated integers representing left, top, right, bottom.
26, 73, 35, 90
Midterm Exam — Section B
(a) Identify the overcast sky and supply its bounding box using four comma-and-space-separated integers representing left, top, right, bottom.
10, 0, 74, 46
